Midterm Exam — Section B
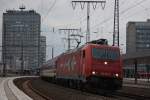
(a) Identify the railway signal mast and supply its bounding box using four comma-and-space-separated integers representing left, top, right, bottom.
72, 0, 106, 43
113, 0, 119, 46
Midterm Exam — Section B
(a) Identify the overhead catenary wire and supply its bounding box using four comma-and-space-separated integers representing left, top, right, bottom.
42, 0, 57, 22
91, 0, 148, 30
55, 0, 117, 34
40, 0, 149, 48
47, 0, 107, 34
57, 0, 127, 33
77, 0, 149, 45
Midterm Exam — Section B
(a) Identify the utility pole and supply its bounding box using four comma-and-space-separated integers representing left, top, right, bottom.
52, 47, 54, 59
72, 0, 106, 42
134, 59, 138, 84
113, 0, 119, 46
46, 45, 54, 59
59, 28, 81, 50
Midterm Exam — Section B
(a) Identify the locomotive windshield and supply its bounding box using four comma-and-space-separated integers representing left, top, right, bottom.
92, 48, 120, 60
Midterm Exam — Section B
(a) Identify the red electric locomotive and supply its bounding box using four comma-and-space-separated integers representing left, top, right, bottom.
56, 39, 123, 90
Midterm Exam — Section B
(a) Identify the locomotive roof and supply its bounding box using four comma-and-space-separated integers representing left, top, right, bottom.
62, 45, 84, 55
62, 43, 119, 55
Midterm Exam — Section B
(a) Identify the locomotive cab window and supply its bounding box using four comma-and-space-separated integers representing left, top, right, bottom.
92, 48, 119, 60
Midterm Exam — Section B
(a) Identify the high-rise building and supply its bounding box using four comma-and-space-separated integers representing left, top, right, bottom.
126, 19, 150, 54
2, 7, 41, 73
39, 36, 46, 66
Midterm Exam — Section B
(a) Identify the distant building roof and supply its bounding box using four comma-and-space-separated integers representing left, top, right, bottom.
4, 9, 39, 16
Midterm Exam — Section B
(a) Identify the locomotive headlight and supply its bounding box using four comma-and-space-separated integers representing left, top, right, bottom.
92, 71, 96, 75
115, 73, 119, 77
104, 61, 108, 65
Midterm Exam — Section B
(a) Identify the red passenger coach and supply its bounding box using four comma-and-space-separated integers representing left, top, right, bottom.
56, 39, 123, 90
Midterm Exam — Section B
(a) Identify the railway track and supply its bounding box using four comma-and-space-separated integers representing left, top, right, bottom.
112, 92, 150, 100
14, 77, 51, 100
25, 80, 52, 100
14, 77, 150, 100
88, 87, 150, 100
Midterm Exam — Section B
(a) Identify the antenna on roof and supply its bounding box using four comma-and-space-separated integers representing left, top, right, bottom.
19, 4, 26, 11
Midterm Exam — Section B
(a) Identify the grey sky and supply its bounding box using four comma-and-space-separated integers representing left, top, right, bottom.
0, 0, 150, 60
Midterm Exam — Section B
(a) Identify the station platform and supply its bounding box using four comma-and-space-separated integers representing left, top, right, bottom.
123, 78, 150, 89
0, 77, 33, 100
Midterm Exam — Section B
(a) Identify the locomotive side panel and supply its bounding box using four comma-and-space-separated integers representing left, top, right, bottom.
56, 50, 84, 80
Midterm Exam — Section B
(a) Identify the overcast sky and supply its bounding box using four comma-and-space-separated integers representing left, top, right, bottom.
0, 0, 150, 60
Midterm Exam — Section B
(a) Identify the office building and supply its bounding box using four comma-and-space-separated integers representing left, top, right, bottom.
126, 19, 150, 53
2, 7, 41, 72
123, 19, 150, 78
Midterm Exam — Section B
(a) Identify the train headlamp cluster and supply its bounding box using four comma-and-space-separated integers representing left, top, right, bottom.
115, 73, 119, 77
92, 71, 96, 75
104, 61, 108, 65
